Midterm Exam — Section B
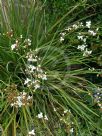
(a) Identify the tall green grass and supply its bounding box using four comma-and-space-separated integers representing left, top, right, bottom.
0, 0, 102, 136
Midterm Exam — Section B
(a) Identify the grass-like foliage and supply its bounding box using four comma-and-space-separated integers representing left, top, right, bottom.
0, 0, 102, 136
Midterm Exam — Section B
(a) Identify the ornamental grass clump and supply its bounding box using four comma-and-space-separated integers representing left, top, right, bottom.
0, 0, 102, 136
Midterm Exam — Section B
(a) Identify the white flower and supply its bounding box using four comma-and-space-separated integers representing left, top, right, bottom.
89, 67, 95, 71
79, 22, 83, 27
28, 42, 31, 46
60, 32, 66, 36
27, 96, 32, 100
53, 108, 56, 112
28, 58, 37, 62
28, 65, 36, 73
64, 109, 68, 113
98, 103, 102, 107
96, 28, 99, 31
37, 112, 43, 119
83, 38, 86, 43
38, 71, 47, 80
77, 44, 87, 51
68, 109, 71, 113
33, 80, 40, 89
88, 30, 96, 36
77, 35, 87, 42
44, 115, 48, 120
29, 65, 36, 70
24, 78, 31, 85
83, 48, 92, 57
65, 27, 72, 31
20, 35, 23, 38
77, 35, 83, 40
22, 92, 27, 96
25, 39, 31, 46
34, 83, 40, 89
28, 129, 35, 136
86, 21, 91, 28
60, 37, 64, 42
11, 44, 17, 50
42, 74, 47, 80
11, 103, 14, 107
28, 39, 31, 42
17, 96, 22, 101
26, 54, 37, 62
16, 100, 22, 107
36, 66, 43, 73
38, 74, 42, 79
70, 128, 74, 133
73, 24, 78, 29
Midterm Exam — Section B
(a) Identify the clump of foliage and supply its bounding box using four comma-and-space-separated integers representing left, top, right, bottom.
0, 0, 102, 136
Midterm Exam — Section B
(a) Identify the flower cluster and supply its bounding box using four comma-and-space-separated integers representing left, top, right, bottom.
93, 87, 102, 109
60, 22, 83, 42
6, 29, 13, 37
24, 51, 47, 90
77, 33, 92, 56
64, 109, 71, 114
61, 109, 71, 117
60, 20, 99, 57
37, 112, 48, 120
65, 22, 83, 32
11, 38, 31, 50
8, 91, 32, 108
11, 40, 19, 50
60, 32, 65, 42
60, 109, 75, 135
77, 21, 98, 57
24, 38, 32, 47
